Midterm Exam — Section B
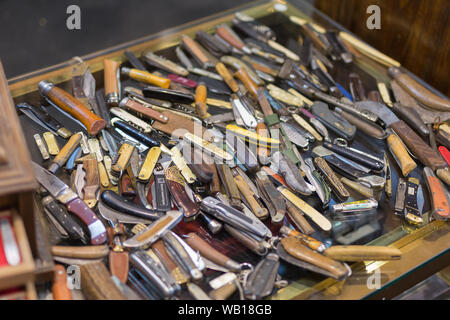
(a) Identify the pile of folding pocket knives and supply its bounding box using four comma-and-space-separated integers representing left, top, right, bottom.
16, 11, 450, 300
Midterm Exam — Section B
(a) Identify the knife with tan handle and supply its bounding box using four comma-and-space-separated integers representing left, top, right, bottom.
324, 245, 402, 261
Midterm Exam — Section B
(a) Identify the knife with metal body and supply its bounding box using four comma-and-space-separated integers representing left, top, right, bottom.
32, 161, 107, 245
17, 103, 72, 138
200, 197, 269, 239
244, 253, 279, 300
271, 151, 313, 195
175, 47, 223, 81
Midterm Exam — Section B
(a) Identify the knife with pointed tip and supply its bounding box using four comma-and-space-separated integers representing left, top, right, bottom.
32, 161, 107, 245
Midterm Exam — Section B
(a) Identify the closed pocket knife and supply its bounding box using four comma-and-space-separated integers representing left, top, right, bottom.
244, 253, 279, 300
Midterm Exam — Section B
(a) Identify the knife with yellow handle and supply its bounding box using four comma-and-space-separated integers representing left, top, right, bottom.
324, 245, 402, 261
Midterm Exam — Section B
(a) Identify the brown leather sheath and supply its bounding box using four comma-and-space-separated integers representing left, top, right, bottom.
281, 237, 349, 280
390, 120, 447, 170
152, 111, 206, 139
165, 166, 199, 220
107, 225, 129, 284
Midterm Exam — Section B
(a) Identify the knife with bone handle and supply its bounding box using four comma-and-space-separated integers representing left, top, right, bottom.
277, 237, 351, 280
312, 146, 386, 189
111, 142, 134, 178
51, 245, 109, 259
16, 102, 72, 138
38, 131, 58, 158
423, 167, 450, 220
243, 253, 279, 300
200, 196, 269, 239
32, 162, 107, 245
324, 245, 402, 261
279, 226, 326, 252
388, 67, 450, 112
130, 250, 180, 298
110, 107, 153, 134
100, 190, 162, 221
292, 113, 323, 142
123, 210, 182, 248
162, 231, 204, 282
360, 100, 447, 171
278, 186, 332, 232
271, 151, 312, 196
33, 134, 50, 161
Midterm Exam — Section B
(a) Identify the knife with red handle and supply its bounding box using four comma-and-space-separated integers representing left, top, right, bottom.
32, 162, 107, 245
423, 167, 450, 220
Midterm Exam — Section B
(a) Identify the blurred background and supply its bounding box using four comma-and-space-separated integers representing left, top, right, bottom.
0, 0, 447, 95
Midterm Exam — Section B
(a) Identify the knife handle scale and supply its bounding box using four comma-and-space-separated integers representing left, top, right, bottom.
124, 68, 170, 89
386, 133, 416, 176
216, 62, 239, 92
42, 84, 106, 136
234, 68, 259, 100
66, 197, 107, 245
104, 59, 121, 106
51, 133, 82, 172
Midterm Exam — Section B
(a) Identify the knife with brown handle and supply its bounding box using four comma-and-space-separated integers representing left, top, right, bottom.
48, 132, 82, 173
184, 233, 242, 272
39, 81, 106, 136
52, 265, 73, 300
324, 245, 402, 261
388, 67, 450, 112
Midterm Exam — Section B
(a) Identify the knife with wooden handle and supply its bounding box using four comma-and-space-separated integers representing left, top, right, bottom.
285, 201, 315, 235
48, 133, 82, 173
119, 98, 168, 123
194, 82, 211, 119
184, 233, 241, 272
324, 245, 402, 261
234, 68, 259, 100
51, 245, 109, 259
103, 59, 121, 106
82, 157, 100, 208
39, 81, 106, 136
121, 67, 170, 88
279, 237, 349, 280
52, 265, 73, 300
386, 131, 417, 176
423, 167, 450, 220
209, 282, 237, 300
216, 62, 239, 92
388, 67, 450, 112
233, 174, 268, 220
165, 166, 200, 221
